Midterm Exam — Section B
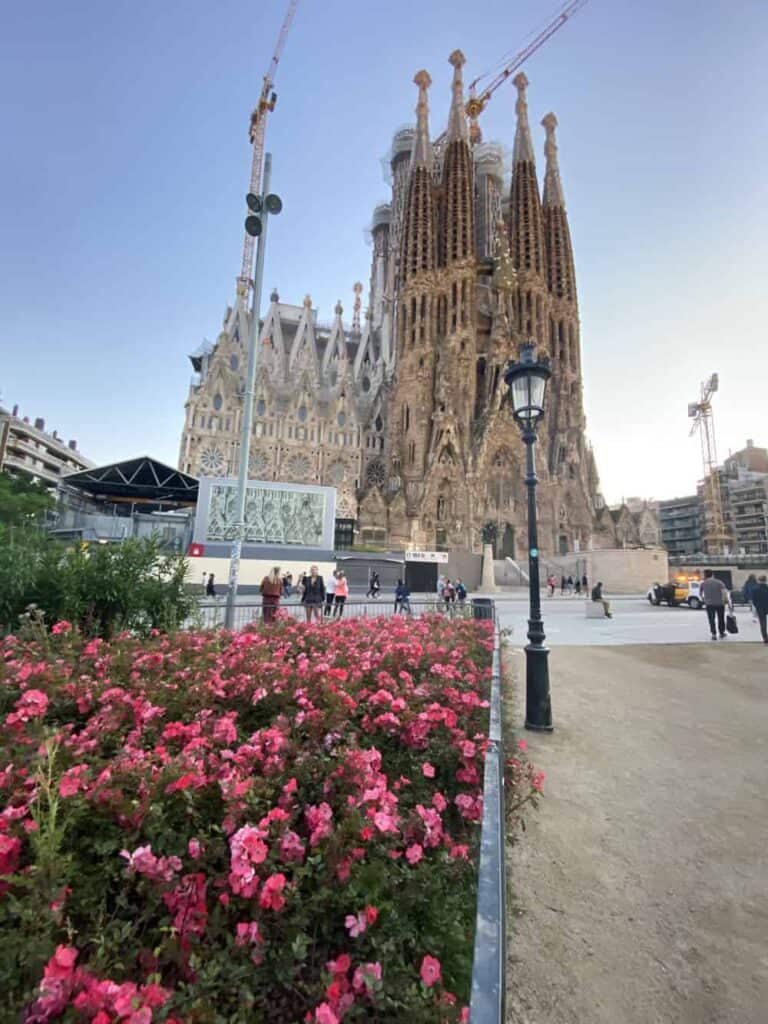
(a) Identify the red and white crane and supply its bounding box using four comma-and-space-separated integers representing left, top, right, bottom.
236, 0, 300, 301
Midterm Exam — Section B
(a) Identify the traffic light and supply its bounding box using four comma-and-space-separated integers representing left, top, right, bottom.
244, 192, 282, 237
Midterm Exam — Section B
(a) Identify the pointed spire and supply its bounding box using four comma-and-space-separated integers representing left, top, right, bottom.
446, 50, 469, 143
440, 50, 474, 267
401, 71, 437, 280
412, 70, 432, 168
512, 73, 535, 164
542, 113, 566, 208
541, 112, 577, 304
509, 72, 545, 278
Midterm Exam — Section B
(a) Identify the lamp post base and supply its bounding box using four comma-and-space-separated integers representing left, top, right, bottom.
524, 643, 553, 732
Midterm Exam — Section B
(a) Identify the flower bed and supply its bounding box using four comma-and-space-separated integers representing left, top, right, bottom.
0, 615, 540, 1023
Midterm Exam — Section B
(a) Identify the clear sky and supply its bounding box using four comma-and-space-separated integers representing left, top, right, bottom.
1, 0, 766, 504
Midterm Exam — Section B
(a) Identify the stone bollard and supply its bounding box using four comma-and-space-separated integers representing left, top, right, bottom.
478, 543, 499, 593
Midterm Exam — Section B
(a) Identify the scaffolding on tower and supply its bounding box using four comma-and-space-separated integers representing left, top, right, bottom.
688, 373, 730, 555
236, 0, 299, 303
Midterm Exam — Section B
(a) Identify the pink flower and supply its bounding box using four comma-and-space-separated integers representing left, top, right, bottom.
188, 838, 202, 860
59, 764, 89, 798
352, 961, 382, 994
345, 912, 367, 937
0, 834, 22, 879
259, 872, 287, 911
43, 945, 78, 980
432, 791, 447, 813
314, 1004, 339, 1024
326, 953, 351, 977
422, 762, 435, 778
420, 954, 441, 987
406, 843, 423, 865
373, 810, 399, 834
51, 620, 72, 635
235, 921, 262, 946
517, 739, 528, 752
229, 825, 268, 897
533, 770, 545, 793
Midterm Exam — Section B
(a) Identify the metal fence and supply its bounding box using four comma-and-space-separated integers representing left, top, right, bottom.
191, 596, 496, 631
186, 595, 506, 1023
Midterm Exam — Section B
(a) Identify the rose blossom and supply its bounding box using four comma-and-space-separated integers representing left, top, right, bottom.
420, 954, 441, 987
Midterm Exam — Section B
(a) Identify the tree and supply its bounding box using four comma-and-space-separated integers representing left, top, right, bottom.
0, 471, 55, 525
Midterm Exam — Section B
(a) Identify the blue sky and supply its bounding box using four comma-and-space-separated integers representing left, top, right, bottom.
1, 0, 766, 504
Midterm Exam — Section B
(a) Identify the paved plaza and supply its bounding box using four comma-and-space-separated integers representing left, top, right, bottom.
505, 643, 767, 1024
495, 592, 767, 648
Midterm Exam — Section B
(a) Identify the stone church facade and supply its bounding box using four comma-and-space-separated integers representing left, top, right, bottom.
179, 53, 634, 558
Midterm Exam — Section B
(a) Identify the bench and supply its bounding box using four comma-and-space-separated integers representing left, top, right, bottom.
585, 600, 605, 619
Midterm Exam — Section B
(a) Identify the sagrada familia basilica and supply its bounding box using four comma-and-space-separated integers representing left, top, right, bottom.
179, 53, 636, 558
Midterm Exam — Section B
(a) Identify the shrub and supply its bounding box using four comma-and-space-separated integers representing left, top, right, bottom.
0, 615, 540, 1022
0, 531, 194, 637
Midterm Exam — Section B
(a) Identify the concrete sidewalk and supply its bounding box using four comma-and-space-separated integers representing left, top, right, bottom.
505, 644, 767, 1024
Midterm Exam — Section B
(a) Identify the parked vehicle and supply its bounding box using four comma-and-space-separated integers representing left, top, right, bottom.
647, 577, 703, 609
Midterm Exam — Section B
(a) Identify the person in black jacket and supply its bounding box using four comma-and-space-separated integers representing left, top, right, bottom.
752, 574, 768, 644
300, 565, 325, 622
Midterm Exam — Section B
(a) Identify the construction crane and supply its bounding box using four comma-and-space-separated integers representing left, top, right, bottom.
688, 373, 730, 555
236, 0, 300, 301
435, 0, 590, 146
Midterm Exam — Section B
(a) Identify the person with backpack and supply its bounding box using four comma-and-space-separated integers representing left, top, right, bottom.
366, 570, 381, 599
394, 579, 412, 615
455, 579, 467, 605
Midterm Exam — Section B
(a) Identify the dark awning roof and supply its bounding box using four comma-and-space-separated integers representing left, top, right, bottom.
62, 457, 199, 504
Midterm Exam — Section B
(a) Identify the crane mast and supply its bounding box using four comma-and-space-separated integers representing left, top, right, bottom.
688, 374, 730, 555
237, 0, 299, 301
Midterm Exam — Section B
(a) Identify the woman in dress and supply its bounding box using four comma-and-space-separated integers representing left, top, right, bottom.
260, 566, 283, 624
301, 565, 326, 622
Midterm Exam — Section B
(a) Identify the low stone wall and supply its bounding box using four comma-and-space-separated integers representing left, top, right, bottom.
542, 548, 669, 594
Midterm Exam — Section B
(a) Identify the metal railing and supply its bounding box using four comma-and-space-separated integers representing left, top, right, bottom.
186, 595, 506, 1022
191, 596, 496, 631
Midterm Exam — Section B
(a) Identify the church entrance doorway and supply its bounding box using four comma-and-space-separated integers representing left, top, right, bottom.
501, 524, 516, 559
558, 534, 569, 555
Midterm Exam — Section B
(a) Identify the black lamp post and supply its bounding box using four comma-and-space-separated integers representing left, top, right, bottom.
504, 343, 553, 732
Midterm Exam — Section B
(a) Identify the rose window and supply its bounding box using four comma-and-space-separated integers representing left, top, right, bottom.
366, 459, 385, 487
200, 446, 225, 475
287, 454, 312, 479
249, 450, 269, 477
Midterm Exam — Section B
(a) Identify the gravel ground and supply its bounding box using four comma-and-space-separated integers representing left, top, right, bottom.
504, 643, 768, 1024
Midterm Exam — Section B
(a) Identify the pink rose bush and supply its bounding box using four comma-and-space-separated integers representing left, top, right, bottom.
0, 614, 542, 1021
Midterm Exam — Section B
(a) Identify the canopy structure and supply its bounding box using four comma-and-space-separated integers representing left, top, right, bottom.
62, 456, 199, 507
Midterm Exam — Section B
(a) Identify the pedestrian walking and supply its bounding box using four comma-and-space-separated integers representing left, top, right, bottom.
566, 574, 574, 596
743, 573, 759, 622
394, 579, 412, 615
366, 570, 381, 599
205, 573, 216, 598
700, 570, 730, 640
437, 573, 446, 598
282, 572, 294, 597
259, 566, 283, 624
443, 578, 456, 612
752, 574, 768, 644
560, 575, 566, 596
323, 571, 336, 617
547, 574, 556, 597
581, 573, 588, 592
574, 576, 582, 596
333, 570, 349, 618
590, 581, 613, 618
456, 579, 467, 605
301, 565, 326, 623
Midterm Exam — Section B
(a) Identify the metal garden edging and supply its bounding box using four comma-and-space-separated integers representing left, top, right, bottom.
469, 612, 506, 1023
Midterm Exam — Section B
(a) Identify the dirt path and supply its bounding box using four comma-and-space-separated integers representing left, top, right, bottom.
504, 644, 768, 1024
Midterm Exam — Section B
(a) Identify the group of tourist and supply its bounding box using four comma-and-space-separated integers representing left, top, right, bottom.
259, 566, 351, 623
546, 573, 589, 597
436, 574, 468, 608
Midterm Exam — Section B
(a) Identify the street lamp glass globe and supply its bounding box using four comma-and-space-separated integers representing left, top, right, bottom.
505, 344, 551, 426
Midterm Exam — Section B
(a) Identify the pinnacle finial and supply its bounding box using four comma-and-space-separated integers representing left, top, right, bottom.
413, 70, 433, 168
542, 112, 565, 208
512, 73, 534, 164
303, 294, 312, 308
334, 299, 343, 317
270, 287, 279, 303
446, 49, 469, 143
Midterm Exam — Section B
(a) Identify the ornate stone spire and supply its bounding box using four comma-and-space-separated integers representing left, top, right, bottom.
412, 70, 433, 168
541, 112, 576, 303
509, 72, 545, 277
542, 112, 565, 208
446, 50, 469, 143
401, 71, 437, 280
512, 72, 535, 164
441, 50, 474, 266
